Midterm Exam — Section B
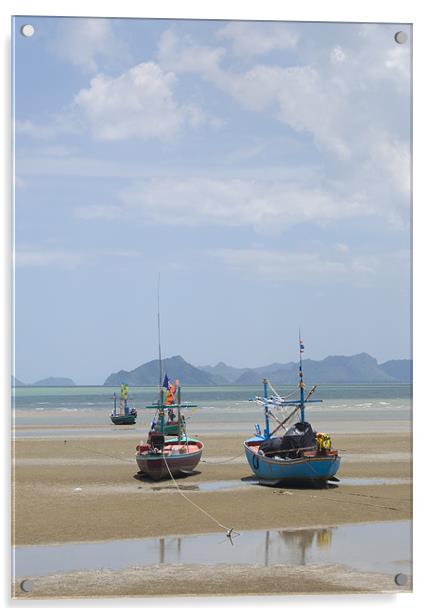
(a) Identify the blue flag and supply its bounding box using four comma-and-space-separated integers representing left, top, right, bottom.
163, 374, 169, 389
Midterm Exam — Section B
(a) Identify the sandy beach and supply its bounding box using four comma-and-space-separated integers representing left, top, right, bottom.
12, 429, 412, 598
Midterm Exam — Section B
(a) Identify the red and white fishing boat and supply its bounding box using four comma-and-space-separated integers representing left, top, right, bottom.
136, 435, 204, 480
135, 283, 204, 480
136, 380, 204, 480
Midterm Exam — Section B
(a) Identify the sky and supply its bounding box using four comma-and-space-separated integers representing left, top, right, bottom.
12, 16, 412, 385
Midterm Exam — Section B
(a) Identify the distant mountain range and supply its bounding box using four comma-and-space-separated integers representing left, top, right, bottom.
104, 353, 412, 386
12, 354, 412, 387
228, 354, 412, 385
104, 355, 216, 386
11, 376, 76, 387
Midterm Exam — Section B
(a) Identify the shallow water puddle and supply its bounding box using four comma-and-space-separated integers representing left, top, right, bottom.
151, 479, 258, 492
337, 477, 410, 486
14, 520, 411, 579
150, 477, 410, 492
68, 477, 410, 495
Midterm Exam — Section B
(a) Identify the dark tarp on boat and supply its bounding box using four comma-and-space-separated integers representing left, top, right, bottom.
259, 422, 316, 458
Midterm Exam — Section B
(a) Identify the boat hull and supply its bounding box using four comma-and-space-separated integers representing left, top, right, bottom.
136, 439, 203, 480
244, 440, 341, 485
110, 414, 136, 425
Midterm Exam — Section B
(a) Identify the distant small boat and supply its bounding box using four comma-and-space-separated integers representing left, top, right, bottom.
110, 383, 137, 425
244, 335, 341, 486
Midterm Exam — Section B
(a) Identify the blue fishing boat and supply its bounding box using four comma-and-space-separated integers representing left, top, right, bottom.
244, 335, 341, 486
110, 383, 137, 425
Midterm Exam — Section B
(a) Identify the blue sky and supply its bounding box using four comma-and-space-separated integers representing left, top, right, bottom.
12, 17, 411, 385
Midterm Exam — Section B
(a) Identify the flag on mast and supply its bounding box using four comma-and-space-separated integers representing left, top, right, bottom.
163, 373, 176, 404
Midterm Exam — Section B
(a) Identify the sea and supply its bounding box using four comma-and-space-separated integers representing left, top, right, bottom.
12, 383, 412, 438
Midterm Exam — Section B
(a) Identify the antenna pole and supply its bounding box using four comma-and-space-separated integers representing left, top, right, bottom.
177, 382, 181, 439
157, 275, 162, 389
157, 275, 165, 434
263, 378, 270, 438
299, 329, 305, 423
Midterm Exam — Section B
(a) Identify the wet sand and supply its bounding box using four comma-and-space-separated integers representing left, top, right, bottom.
12, 431, 412, 598
12, 563, 412, 598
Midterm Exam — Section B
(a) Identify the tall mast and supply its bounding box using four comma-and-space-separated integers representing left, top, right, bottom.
263, 378, 270, 438
299, 330, 305, 423
177, 381, 182, 438
157, 275, 165, 434
157, 275, 162, 391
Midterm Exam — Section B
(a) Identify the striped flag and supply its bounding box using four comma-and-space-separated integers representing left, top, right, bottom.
300, 339, 305, 353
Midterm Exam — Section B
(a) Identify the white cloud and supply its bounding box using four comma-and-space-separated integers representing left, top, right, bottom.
335, 243, 349, 254
370, 137, 411, 198
210, 247, 410, 285
17, 24, 411, 232
358, 24, 411, 88
73, 62, 206, 141
72, 165, 409, 231
14, 250, 85, 269
354, 134, 411, 227
15, 118, 78, 140
156, 27, 411, 221
157, 27, 410, 150
74, 205, 123, 220
115, 176, 372, 230
52, 18, 129, 73
211, 248, 348, 281
157, 33, 354, 159
384, 46, 410, 83
330, 46, 347, 64
158, 30, 225, 77
16, 154, 149, 178
14, 247, 141, 268
246, 65, 352, 159
216, 21, 299, 57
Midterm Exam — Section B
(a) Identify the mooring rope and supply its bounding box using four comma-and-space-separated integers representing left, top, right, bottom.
306, 492, 404, 512
201, 451, 244, 465
64, 439, 239, 539
63, 440, 133, 463
161, 454, 239, 539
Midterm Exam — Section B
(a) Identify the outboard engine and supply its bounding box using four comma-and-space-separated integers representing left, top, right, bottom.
148, 431, 165, 454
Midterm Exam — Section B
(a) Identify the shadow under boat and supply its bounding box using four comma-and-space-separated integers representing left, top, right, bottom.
240, 473, 340, 489
133, 469, 202, 485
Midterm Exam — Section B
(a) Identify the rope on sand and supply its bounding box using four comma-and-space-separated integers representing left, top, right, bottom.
201, 452, 244, 465
63, 440, 133, 464
161, 454, 239, 541
63, 440, 240, 540
306, 492, 406, 512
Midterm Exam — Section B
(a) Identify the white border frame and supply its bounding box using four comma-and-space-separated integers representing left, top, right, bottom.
2, 1, 429, 613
